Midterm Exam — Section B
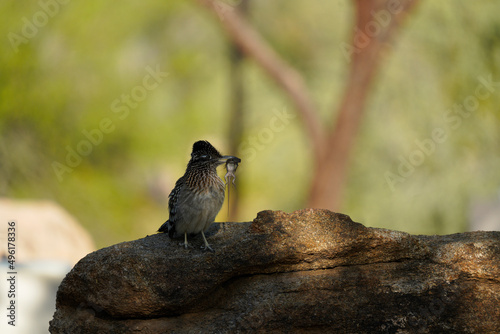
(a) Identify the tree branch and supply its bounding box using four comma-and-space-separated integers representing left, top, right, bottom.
196, 0, 325, 160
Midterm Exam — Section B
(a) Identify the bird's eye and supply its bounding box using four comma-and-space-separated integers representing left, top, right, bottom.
199, 154, 209, 159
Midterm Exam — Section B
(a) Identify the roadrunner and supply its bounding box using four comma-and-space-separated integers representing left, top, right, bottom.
158, 140, 241, 251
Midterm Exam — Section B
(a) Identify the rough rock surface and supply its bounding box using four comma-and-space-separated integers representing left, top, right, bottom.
50, 209, 500, 333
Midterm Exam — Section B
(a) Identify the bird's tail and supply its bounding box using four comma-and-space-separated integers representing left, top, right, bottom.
158, 220, 176, 239
157, 220, 169, 233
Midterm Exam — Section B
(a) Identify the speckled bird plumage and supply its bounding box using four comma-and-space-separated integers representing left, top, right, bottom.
158, 140, 239, 251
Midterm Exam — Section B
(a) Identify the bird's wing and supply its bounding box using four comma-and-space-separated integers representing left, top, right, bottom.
164, 176, 185, 237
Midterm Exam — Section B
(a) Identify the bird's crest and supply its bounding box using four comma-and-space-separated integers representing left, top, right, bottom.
191, 140, 222, 160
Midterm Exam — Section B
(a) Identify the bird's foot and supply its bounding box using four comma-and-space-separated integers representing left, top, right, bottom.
178, 233, 193, 249
200, 232, 214, 252
201, 244, 215, 252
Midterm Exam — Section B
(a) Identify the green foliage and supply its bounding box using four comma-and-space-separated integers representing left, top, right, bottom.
1, 0, 499, 247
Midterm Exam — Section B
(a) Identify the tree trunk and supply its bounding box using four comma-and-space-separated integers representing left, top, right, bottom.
307, 0, 419, 210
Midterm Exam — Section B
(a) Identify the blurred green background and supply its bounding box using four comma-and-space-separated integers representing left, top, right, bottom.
1, 0, 499, 248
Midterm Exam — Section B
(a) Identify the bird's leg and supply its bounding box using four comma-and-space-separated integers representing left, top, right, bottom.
179, 233, 192, 249
200, 231, 214, 252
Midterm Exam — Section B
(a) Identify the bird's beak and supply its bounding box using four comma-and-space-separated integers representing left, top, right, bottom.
217, 155, 241, 165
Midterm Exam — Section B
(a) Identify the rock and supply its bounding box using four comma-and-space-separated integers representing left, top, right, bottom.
50, 209, 500, 333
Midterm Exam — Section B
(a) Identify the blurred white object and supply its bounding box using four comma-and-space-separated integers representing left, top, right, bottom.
0, 198, 94, 264
0, 198, 95, 334
0, 261, 71, 334
469, 193, 500, 231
